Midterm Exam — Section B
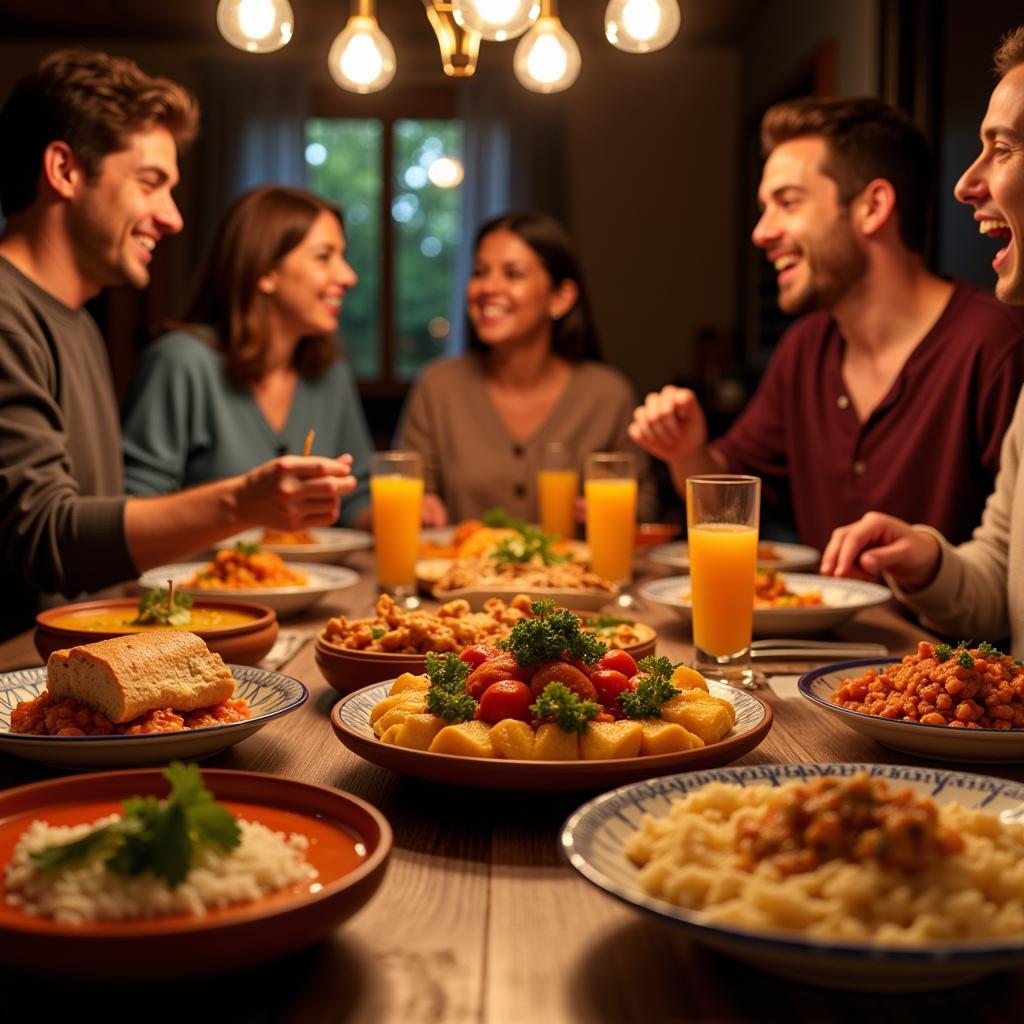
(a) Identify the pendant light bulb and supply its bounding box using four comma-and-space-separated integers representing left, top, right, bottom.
217, 0, 294, 53
452, 0, 539, 42
328, 4, 396, 94
513, 6, 580, 93
604, 0, 680, 53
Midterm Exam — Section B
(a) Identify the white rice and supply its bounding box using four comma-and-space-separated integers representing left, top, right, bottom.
4, 814, 315, 924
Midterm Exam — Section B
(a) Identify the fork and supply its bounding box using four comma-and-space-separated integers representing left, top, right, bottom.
749, 638, 889, 660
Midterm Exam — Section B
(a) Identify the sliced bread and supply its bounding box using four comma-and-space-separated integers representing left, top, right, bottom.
47, 632, 235, 723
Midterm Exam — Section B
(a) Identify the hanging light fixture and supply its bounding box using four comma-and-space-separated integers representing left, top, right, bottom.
605, 0, 680, 54
452, 0, 538, 42
216, 0, 294, 54
327, 0, 397, 94
513, 0, 580, 94
424, 1, 482, 78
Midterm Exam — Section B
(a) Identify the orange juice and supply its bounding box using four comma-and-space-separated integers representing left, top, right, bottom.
371, 475, 424, 589
538, 468, 578, 539
585, 478, 637, 582
688, 523, 758, 656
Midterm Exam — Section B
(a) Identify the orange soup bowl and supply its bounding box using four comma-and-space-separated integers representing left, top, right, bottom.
35, 598, 279, 667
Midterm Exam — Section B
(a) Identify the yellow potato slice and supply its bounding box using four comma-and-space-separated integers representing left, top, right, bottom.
660, 694, 733, 743
639, 719, 705, 755
670, 664, 708, 692
428, 720, 495, 758
579, 720, 643, 760
672, 687, 736, 725
373, 701, 428, 736
389, 673, 430, 695
489, 719, 535, 759
380, 713, 446, 750
531, 723, 580, 760
369, 691, 427, 727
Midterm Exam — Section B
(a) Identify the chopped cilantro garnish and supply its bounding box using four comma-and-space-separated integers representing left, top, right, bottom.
29, 763, 240, 888
132, 587, 193, 627
424, 652, 476, 723
235, 540, 260, 556
371, 627, 386, 640
499, 600, 604, 666
529, 682, 600, 734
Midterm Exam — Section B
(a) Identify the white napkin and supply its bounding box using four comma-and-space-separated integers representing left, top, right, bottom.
259, 630, 308, 671
764, 674, 803, 699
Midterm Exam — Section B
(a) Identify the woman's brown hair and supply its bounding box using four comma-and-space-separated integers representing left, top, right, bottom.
181, 185, 342, 385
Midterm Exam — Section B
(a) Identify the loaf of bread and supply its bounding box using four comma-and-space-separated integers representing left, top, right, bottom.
47, 632, 235, 723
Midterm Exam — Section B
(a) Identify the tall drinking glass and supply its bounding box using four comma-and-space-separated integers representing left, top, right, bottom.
537, 442, 578, 540
371, 451, 424, 603
685, 474, 761, 688
585, 452, 637, 584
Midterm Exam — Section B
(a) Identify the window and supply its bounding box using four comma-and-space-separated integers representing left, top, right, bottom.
306, 116, 464, 385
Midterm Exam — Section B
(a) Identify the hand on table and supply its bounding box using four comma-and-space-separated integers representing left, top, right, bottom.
238, 454, 356, 529
820, 511, 942, 589
421, 493, 449, 528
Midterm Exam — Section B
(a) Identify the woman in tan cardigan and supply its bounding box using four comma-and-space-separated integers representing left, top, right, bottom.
397, 211, 656, 527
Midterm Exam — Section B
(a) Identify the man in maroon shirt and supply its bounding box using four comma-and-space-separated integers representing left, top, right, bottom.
629, 97, 1024, 552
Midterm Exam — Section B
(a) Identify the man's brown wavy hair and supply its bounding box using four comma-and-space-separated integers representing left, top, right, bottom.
0, 48, 198, 216
760, 96, 932, 253
994, 26, 1024, 76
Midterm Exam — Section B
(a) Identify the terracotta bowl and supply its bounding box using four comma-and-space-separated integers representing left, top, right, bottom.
35, 598, 279, 667
634, 522, 682, 550
315, 616, 657, 695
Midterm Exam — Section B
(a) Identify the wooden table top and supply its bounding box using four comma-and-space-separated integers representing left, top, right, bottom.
2, 552, 1023, 1022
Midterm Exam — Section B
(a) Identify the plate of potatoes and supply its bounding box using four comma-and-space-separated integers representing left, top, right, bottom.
330, 675, 772, 791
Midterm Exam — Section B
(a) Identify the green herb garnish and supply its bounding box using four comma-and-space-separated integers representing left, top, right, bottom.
977, 641, 1004, 659
482, 507, 528, 532
424, 652, 476, 723
29, 763, 240, 888
619, 656, 680, 718
934, 643, 953, 663
371, 627, 386, 640
235, 540, 260, 556
586, 614, 634, 629
491, 525, 569, 568
529, 682, 600, 734
132, 585, 193, 627
957, 650, 975, 669
499, 600, 604, 667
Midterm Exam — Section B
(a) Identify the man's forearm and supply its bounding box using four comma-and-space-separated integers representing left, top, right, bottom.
668, 445, 728, 498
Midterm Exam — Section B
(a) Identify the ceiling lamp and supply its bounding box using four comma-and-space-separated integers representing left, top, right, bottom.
452, 0, 538, 42
513, 0, 580, 94
327, 0, 397, 94
216, 0, 294, 54
605, 0, 680, 54
424, 1, 482, 78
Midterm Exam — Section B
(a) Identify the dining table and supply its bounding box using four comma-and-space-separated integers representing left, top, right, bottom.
1, 549, 1023, 1023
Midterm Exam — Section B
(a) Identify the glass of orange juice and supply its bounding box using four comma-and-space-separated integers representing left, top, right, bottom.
537, 443, 578, 540
685, 474, 761, 688
371, 451, 424, 604
585, 452, 637, 585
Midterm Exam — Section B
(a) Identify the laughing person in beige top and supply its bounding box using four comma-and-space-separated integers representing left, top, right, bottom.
397, 211, 656, 526
822, 26, 1024, 653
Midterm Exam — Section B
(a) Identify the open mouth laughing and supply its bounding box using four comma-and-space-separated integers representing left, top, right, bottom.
979, 216, 1014, 272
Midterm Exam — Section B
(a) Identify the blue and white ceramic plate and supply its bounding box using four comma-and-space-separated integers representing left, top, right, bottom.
800, 659, 1024, 763
640, 574, 891, 635
562, 763, 1024, 991
330, 679, 772, 791
647, 540, 820, 572
0, 665, 307, 769
139, 562, 358, 618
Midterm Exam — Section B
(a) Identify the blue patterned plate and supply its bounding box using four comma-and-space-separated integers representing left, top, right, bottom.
331, 679, 772, 791
640, 573, 891, 635
563, 763, 1024, 991
0, 665, 307, 769
800, 659, 1024, 762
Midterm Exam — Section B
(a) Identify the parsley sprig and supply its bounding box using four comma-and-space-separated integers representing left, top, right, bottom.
235, 540, 260, 556
424, 652, 476, 723
529, 682, 600, 734
499, 600, 605, 667
619, 656, 680, 718
29, 762, 240, 888
491, 526, 569, 568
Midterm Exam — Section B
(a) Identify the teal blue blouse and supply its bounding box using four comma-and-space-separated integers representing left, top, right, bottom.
121, 331, 372, 526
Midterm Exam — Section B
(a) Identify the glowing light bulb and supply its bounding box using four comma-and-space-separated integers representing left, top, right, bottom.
604, 0, 680, 53
328, 14, 396, 94
453, 0, 539, 41
428, 156, 464, 189
216, 0, 294, 54
513, 14, 581, 93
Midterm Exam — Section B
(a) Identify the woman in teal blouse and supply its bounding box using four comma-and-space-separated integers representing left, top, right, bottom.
122, 185, 372, 528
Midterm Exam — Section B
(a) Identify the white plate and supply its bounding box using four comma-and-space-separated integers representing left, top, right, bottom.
431, 583, 619, 612
218, 527, 373, 564
562, 763, 1024, 991
139, 562, 359, 618
639, 573, 891, 635
647, 540, 820, 572
800, 659, 1024, 762
0, 665, 307, 769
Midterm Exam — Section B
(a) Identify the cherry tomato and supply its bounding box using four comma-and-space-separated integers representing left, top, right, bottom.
477, 680, 534, 725
459, 644, 502, 669
466, 656, 531, 699
597, 650, 639, 678
591, 669, 633, 710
